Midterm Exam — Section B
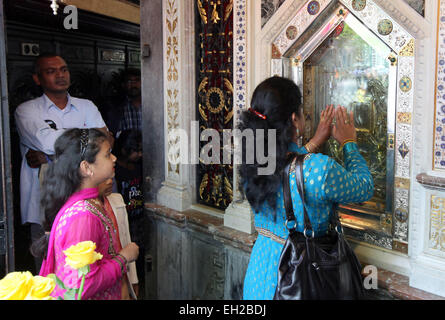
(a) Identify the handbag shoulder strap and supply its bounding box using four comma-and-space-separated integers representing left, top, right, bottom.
282, 156, 295, 225
282, 153, 313, 231
283, 153, 343, 234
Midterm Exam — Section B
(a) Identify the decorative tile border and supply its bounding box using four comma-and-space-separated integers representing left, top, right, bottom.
434, 1, 445, 170
163, 0, 180, 178
232, 0, 248, 200
234, 0, 247, 116
272, 0, 331, 57
341, 0, 412, 53
164, 0, 180, 178
395, 52, 415, 232
430, 195, 445, 253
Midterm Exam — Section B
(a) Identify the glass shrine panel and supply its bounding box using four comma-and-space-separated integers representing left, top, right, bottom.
283, 6, 397, 239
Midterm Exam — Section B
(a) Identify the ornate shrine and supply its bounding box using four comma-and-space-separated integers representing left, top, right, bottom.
158, 0, 445, 298
268, 0, 415, 253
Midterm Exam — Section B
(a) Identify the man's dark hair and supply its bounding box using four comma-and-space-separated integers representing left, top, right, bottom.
123, 68, 141, 82
33, 52, 65, 75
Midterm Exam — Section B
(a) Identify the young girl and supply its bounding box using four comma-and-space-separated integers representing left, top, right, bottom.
33, 128, 139, 300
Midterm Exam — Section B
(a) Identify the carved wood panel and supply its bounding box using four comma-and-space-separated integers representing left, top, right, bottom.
196, 0, 234, 210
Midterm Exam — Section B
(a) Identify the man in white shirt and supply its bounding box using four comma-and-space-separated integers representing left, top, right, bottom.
14, 53, 112, 271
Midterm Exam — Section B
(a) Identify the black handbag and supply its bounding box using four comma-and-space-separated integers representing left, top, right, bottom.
273, 154, 365, 300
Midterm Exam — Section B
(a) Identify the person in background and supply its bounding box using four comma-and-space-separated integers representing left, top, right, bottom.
98, 178, 139, 299
104, 68, 142, 137
15, 52, 113, 272
239, 76, 374, 300
113, 129, 145, 293
32, 128, 139, 300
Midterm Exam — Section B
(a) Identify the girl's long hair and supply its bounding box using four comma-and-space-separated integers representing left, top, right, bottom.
31, 128, 107, 259
238, 76, 302, 218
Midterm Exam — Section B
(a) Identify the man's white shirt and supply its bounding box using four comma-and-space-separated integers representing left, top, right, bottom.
15, 93, 106, 225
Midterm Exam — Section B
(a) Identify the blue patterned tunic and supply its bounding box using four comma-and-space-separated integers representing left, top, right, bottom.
242, 142, 374, 300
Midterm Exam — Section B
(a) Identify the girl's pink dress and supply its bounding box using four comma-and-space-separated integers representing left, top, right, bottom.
40, 188, 127, 300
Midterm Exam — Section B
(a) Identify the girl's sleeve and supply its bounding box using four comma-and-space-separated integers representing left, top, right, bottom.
320, 142, 374, 203
58, 212, 126, 300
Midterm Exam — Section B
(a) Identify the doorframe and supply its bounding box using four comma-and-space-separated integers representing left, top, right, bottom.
0, 0, 15, 274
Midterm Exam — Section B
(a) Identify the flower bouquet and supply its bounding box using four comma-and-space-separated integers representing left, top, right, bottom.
0, 241, 102, 300
0, 271, 55, 300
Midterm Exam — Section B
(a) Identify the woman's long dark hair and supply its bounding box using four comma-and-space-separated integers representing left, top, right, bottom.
31, 128, 107, 259
238, 76, 302, 217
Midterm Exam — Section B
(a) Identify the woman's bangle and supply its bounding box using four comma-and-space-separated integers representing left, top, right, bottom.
113, 253, 128, 274
340, 139, 356, 150
304, 141, 318, 153
117, 253, 128, 265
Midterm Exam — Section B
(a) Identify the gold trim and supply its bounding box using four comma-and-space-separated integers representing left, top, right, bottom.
393, 240, 408, 254
388, 133, 395, 149
224, 0, 233, 21
271, 43, 282, 59
197, 0, 208, 24
395, 177, 410, 190
224, 78, 233, 94
224, 110, 234, 124
224, 78, 234, 113
399, 39, 415, 57
433, 0, 442, 170
85, 200, 116, 255
224, 176, 233, 204
397, 112, 412, 124
210, 2, 221, 24
166, 0, 180, 175
387, 53, 397, 66
205, 87, 225, 113
199, 103, 209, 121
380, 213, 392, 234
256, 227, 286, 245
199, 173, 210, 202
198, 77, 209, 93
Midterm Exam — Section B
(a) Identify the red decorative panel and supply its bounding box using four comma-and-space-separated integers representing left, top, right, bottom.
196, 0, 233, 210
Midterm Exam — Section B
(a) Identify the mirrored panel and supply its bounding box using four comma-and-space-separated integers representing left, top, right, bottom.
283, 6, 397, 239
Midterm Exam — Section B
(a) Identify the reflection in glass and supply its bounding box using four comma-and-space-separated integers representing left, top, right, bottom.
303, 21, 390, 215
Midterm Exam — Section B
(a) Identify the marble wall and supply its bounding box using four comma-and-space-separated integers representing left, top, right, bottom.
140, 0, 165, 202
144, 208, 253, 300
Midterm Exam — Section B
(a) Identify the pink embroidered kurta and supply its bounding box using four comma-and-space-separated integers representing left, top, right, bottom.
40, 188, 126, 300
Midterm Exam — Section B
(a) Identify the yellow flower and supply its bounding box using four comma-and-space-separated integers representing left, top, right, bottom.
0, 271, 34, 300
64, 241, 103, 270
26, 276, 55, 300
